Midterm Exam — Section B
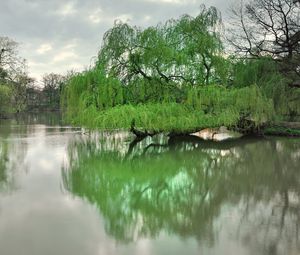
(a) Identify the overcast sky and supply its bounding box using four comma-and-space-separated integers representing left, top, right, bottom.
0, 0, 234, 82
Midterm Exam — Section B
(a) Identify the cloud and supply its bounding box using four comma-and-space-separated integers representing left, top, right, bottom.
57, 2, 77, 16
89, 8, 103, 24
37, 43, 53, 54
115, 14, 133, 23
53, 51, 78, 63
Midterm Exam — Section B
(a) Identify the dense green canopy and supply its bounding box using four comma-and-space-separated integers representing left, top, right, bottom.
98, 5, 225, 86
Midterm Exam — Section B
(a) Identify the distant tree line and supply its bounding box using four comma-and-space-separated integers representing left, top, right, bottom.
0, 36, 66, 117
26, 73, 66, 112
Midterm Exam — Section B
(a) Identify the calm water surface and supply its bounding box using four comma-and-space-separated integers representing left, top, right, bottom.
0, 114, 300, 255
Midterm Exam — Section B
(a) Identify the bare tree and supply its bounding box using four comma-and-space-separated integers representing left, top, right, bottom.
0, 37, 35, 112
12, 74, 35, 112
42, 73, 64, 90
228, 0, 300, 59
0, 37, 26, 80
228, 0, 300, 81
42, 73, 65, 108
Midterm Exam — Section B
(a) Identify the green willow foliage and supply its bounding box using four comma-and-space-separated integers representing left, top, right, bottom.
61, 5, 275, 133
61, 67, 124, 121
0, 84, 12, 116
98, 5, 225, 86
67, 86, 272, 133
230, 57, 300, 119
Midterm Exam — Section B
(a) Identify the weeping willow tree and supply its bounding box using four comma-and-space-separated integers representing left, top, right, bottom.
61, 5, 274, 135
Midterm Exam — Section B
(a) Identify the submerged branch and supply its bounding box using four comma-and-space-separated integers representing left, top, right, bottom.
130, 119, 160, 138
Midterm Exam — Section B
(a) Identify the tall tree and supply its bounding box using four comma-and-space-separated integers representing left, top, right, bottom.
12, 74, 35, 112
0, 37, 26, 81
0, 36, 35, 113
228, 0, 300, 79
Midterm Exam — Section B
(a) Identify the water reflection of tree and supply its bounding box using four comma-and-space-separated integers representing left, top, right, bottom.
0, 137, 17, 192
231, 138, 300, 255
0, 120, 34, 192
63, 134, 300, 253
14, 112, 62, 126
0, 139, 9, 187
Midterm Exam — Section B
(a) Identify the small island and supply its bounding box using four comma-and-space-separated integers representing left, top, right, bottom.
61, 5, 299, 138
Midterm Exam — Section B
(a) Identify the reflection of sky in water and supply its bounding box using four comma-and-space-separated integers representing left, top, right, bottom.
0, 124, 108, 255
0, 118, 299, 255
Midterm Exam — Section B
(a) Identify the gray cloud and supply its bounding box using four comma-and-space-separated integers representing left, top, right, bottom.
0, 0, 233, 82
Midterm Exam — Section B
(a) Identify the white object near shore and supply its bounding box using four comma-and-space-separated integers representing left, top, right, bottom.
191, 126, 243, 141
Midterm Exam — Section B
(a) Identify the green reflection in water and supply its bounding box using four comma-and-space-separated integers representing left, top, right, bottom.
64, 133, 300, 253
0, 138, 9, 188
0, 125, 16, 192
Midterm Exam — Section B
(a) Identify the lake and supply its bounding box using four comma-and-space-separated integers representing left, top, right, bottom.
0, 114, 299, 255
